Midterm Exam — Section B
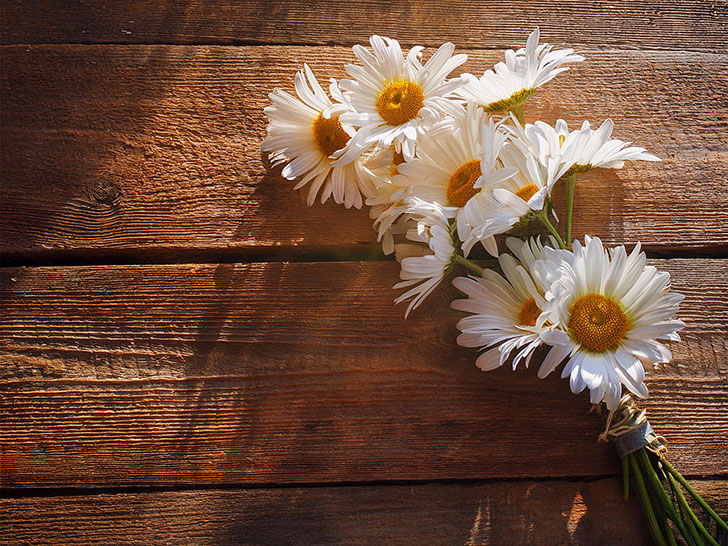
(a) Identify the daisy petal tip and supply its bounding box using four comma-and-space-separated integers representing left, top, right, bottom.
632, 384, 649, 399
475, 349, 502, 372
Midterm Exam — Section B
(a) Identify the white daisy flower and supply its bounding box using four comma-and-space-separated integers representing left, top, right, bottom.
540, 236, 684, 410
328, 35, 468, 164
389, 107, 517, 255
451, 237, 571, 371
457, 28, 583, 112
366, 143, 408, 182
393, 198, 457, 317
508, 116, 661, 178
262, 64, 375, 209
507, 236, 574, 300
460, 137, 572, 256
364, 145, 413, 254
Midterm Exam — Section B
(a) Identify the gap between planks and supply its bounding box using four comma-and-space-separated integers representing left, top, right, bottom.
1, 243, 727, 269
2, 474, 726, 500
2, 41, 727, 55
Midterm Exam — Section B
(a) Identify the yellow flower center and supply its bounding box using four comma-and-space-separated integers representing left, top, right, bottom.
446, 159, 482, 207
569, 294, 629, 353
515, 184, 539, 202
376, 81, 425, 126
312, 113, 350, 157
390, 147, 406, 176
558, 134, 566, 147
563, 163, 595, 178
518, 297, 541, 327
486, 88, 536, 112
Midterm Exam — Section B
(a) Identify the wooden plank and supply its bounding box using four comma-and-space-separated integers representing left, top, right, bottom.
2, 260, 725, 381
1, 1, 726, 53
1, 260, 725, 487
3, 479, 726, 546
1, 374, 726, 488
1, 45, 727, 262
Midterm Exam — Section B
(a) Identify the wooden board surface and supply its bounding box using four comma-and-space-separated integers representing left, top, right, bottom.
1, 260, 726, 487
1, 3, 726, 544
3, 478, 726, 546
1, 45, 727, 263
2, 1, 726, 52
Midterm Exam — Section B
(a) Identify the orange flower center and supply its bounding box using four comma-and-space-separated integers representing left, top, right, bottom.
312, 113, 350, 157
376, 81, 425, 126
569, 294, 629, 353
518, 297, 541, 327
390, 148, 406, 176
446, 159, 482, 207
515, 184, 539, 202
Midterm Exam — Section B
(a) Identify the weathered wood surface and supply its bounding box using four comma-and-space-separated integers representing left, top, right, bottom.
2, 3, 727, 544
1, 45, 726, 262
1, 260, 725, 487
2, 1, 726, 53
3, 478, 726, 546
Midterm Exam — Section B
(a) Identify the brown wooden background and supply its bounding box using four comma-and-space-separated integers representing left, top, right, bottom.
1, 2, 726, 545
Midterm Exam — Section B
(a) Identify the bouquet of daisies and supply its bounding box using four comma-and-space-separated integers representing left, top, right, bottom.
263, 29, 726, 545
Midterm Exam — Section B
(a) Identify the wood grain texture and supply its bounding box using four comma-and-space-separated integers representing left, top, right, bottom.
1, 0, 726, 53
1, 260, 725, 487
1, 3, 726, 542
1, 45, 726, 262
4, 478, 726, 546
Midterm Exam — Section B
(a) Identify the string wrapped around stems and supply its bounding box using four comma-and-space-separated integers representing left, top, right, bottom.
594, 396, 727, 546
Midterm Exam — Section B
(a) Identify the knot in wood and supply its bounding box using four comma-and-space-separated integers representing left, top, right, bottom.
91, 181, 121, 206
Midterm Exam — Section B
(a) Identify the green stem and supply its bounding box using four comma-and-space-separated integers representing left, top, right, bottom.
511, 103, 525, 126
455, 254, 484, 276
630, 453, 669, 546
564, 174, 576, 245
666, 470, 704, 546
671, 479, 720, 546
636, 449, 678, 546
536, 210, 567, 250
662, 459, 728, 533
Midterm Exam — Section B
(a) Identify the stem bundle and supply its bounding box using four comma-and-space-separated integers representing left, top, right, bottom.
600, 400, 727, 546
